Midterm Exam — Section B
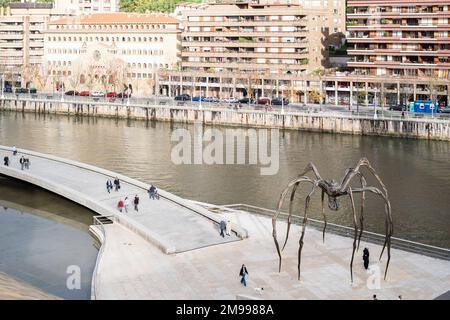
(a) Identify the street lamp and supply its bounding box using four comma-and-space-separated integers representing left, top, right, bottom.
281, 85, 285, 115
373, 86, 378, 120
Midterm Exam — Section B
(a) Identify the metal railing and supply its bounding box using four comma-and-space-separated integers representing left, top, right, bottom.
90, 215, 115, 300
219, 203, 450, 261
2, 93, 450, 124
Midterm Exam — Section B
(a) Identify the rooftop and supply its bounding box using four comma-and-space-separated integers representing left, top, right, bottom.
49, 12, 180, 25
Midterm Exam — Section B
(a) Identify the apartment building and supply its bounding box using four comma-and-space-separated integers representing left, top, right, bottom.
43, 13, 181, 95
179, 0, 310, 76
347, 0, 450, 79
54, 0, 120, 15
0, 2, 65, 87
298, 0, 346, 68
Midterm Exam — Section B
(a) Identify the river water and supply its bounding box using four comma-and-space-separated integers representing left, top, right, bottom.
0, 111, 449, 248
0, 176, 98, 299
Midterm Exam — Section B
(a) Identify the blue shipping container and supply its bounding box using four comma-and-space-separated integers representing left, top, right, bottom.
413, 100, 438, 113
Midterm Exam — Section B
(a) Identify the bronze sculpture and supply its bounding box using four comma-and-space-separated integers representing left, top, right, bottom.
272, 158, 393, 282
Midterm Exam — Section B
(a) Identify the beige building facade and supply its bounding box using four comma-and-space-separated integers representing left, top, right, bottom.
43, 13, 181, 95
0, 2, 66, 87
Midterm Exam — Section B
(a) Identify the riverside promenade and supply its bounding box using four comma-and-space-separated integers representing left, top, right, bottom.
0, 146, 247, 254
91, 207, 450, 300
1, 97, 450, 141
1, 146, 449, 299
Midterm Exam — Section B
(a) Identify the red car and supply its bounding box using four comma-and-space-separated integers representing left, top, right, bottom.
257, 98, 271, 105
106, 92, 117, 98
79, 91, 90, 96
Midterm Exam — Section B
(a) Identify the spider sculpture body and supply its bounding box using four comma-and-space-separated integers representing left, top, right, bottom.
272, 158, 393, 282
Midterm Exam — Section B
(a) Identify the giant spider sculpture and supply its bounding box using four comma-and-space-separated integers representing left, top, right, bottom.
272, 158, 393, 282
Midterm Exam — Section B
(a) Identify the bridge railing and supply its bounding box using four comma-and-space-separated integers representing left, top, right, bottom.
217, 203, 450, 261
90, 215, 115, 300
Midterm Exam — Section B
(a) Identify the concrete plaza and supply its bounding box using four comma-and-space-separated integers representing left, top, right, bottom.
94, 208, 450, 300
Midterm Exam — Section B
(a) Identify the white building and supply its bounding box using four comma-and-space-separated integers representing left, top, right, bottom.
54, 0, 120, 15
43, 12, 181, 96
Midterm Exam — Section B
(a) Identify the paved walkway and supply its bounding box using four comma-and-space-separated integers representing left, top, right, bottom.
94, 209, 450, 300
0, 146, 242, 253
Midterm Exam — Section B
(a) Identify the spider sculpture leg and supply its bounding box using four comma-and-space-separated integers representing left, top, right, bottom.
348, 187, 358, 283
352, 186, 393, 280
321, 189, 327, 243
273, 177, 314, 273
297, 184, 317, 280
357, 174, 367, 251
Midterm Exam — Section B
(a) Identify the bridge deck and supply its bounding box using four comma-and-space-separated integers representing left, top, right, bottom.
0, 146, 243, 253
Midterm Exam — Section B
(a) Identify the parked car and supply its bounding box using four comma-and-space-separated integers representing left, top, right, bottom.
79, 91, 90, 96
257, 97, 271, 105
29, 88, 37, 94
117, 92, 131, 98
65, 90, 79, 96
388, 104, 406, 111
204, 96, 219, 103
239, 97, 253, 104
14, 87, 29, 94
438, 106, 450, 114
91, 91, 105, 97
106, 92, 117, 98
192, 96, 206, 102
174, 93, 191, 101
4, 86, 12, 93
272, 97, 289, 106
223, 97, 239, 104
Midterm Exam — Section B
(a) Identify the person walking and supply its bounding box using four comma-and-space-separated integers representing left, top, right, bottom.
219, 220, 226, 237
363, 248, 370, 270
3, 156, 9, 166
24, 158, 30, 170
148, 184, 157, 199
114, 177, 120, 191
124, 197, 130, 213
12, 145, 17, 156
117, 199, 124, 213
225, 220, 232, 236
19, 156, 25, 170
106, 179, 113, 193
133, 195, 139, 212
239, 264, 249, 287
373, 294, 378, 300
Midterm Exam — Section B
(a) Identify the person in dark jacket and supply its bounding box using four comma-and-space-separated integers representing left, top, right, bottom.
239, 264, 249, 286
363, 248, 370, 270
113, 177, 120, 191
3, 156, 9, 166
134, 195, 139, 212
219, 220, 226, 237
19, 156, 25, 170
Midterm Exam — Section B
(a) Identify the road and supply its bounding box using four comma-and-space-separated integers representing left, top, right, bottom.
2, 92, 449, 120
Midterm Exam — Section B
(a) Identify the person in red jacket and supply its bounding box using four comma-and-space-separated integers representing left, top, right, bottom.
117, 199, 124, 212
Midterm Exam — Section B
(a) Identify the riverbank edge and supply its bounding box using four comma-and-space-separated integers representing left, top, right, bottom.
1, 99, 450, 141
0, 272, 60, 300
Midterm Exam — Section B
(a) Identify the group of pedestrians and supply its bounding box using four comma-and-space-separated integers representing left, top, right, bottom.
219, 220, 232, 237
117, 195, 140, 213
105, 177, 159, 214
2, 146, 30, 170
19, 156, 31, 170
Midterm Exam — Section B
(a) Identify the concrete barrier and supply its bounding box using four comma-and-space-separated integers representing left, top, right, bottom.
1, 98, 450, 141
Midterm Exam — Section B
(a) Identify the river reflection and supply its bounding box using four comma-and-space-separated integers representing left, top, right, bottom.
0, 111, 449, 247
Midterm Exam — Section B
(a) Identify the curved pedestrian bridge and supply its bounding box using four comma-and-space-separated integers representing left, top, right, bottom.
0, 145, 247, 254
